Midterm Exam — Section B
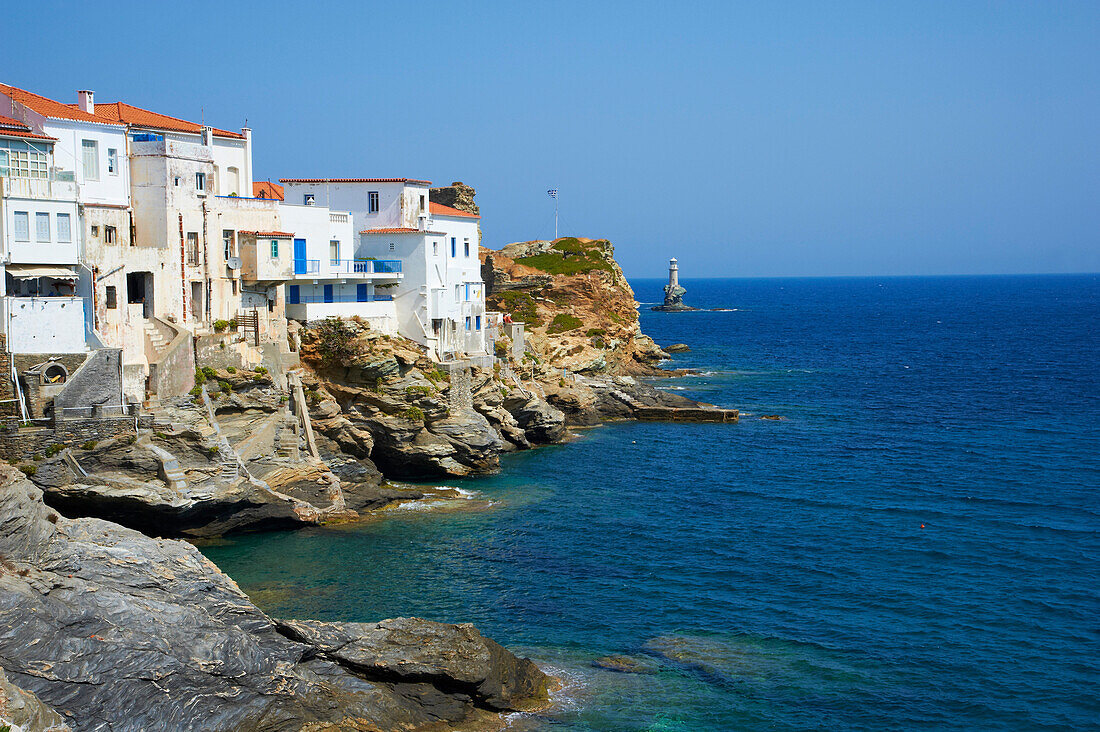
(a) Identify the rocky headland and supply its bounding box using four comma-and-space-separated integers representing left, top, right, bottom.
1, 233, 735, 731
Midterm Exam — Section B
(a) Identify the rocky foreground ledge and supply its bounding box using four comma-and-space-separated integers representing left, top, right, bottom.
0, 467, 549, 731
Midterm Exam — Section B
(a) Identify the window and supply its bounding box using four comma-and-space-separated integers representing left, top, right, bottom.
304, 194, 315, 206
223, 230, 235, 261
433, 241, 438, 255
8, 149, 48, 178
0, 149, 6, 176
105, 225, 117, 244
465, 317, 471, 331
464, 239, 470, 257
91, 225, 99, 238
107, 148, 118, 175
368, 191, 379, 213
35, 212, 50, 241
475, 315, 482, 330
12, 212, 29, 241
419, 195, 425, 212
82, 139, 99, 180
186, 232, 199, 264
451, 237, 456, 257
270, 239, 279, 258
56, 213, 71, 242
232, 280, 238, 295
330, 240, 340, 265
455, 284, 460, 300
195, 172, 206, 192
105, 286, 117, 309
173, 176, 181, 187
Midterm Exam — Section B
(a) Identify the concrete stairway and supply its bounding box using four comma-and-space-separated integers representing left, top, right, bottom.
143, 321, 169, 359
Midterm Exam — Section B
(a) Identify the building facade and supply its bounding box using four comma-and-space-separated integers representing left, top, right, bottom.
279, 179, 488, 362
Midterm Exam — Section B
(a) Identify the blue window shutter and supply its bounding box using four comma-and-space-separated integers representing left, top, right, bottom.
323, 284, 334, 303
288, 285, 299, 304
357, 283, 368, 302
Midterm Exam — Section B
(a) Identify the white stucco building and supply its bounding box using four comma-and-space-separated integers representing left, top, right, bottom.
280, 179, 487, 362
0, 114, 88, 354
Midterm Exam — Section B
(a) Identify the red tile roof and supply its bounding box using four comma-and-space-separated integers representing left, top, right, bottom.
0, 83, 115, 125
281, 178, 432, 186
359, 227, 425, 234
429, 201, 480, 219
253, 181, 284, 200
72, 101, 245, 139
240, 230, 294, 238
0, 114, 56, 141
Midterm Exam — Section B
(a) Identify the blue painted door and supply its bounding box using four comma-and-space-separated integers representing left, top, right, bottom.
293, 239, 307, 274
356, 284, 368, 302
288, 285, 300, 304
323, 284, 334, 303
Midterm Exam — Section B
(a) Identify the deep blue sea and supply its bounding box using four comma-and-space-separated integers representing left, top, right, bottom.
202, 275, 1100, 731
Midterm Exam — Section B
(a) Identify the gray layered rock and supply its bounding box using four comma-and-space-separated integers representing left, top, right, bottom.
0, 467, 550, 731
276, 618, 548, 711
0, 666, 70, 732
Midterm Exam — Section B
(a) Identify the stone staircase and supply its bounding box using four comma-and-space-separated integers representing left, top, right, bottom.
143, 320, 169, 359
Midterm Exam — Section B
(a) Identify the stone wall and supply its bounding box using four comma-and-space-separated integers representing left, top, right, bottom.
445, 366, 474, 411
148, 320, 195, 399
0, 415, 136, 462
52, 349, 124, 416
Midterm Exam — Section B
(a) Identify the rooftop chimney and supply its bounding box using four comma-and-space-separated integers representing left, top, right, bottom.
77, 90, 94, 115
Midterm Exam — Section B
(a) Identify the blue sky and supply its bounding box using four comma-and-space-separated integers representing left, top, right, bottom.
4, 1, 1098, 277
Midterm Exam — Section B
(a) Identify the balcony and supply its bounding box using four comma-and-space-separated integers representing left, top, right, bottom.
0, 175, 79, 201
292, 259, 403, 279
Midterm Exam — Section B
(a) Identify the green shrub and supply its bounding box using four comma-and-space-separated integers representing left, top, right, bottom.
213, 319, 230, 333
194, 369, 207, 386
19, 464, 36, 476
228, 318, 238, 330
371, 377, 384, 394
207, 445, 219, 456
45, 444, 62, 457
403, 406, 425, 422
219, 380, 232, 394
81, 440, 97, 451
314, 317, 358, 366
514, 239, 613, 276
219, 342, 226, 350
426, 368, 449, 383
201, 366, 217, 380
495, 341, 508, 357
279, 395, 289, 403
496, 291, 541, 326
586, 328, 606, 337
254, 365, 268, 375
406, 384, 432, 397
547, 313, 583, 334
32, 453, 42, 462
226, 366, 236, 374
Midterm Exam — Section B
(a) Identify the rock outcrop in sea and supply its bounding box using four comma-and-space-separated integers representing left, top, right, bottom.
0, 467, 549, 731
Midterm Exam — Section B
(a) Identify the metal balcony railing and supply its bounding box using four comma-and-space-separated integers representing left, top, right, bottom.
296, 259, 402, 275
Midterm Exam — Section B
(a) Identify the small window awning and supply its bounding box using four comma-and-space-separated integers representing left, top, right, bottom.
5, 264, 79, 280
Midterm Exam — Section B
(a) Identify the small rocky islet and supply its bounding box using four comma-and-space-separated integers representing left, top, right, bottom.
0, 237, 737, 730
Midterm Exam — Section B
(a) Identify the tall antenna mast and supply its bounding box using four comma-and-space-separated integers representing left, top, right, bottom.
547, 188, 558, 240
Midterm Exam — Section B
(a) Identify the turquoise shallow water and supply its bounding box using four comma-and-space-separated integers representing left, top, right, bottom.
202, 275, 1100, 730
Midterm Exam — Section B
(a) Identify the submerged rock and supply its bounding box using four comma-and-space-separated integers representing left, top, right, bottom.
592, 655, 658, 674
0, 467, 551, 731
665, 343, 691, 353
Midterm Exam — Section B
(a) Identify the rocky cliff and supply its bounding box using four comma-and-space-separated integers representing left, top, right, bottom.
481, 237, 669, 375
0, 467, 550, 731
297, 318, 565, 479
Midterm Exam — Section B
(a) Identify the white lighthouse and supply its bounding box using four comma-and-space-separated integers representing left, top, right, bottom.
668, 257, 679, 290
